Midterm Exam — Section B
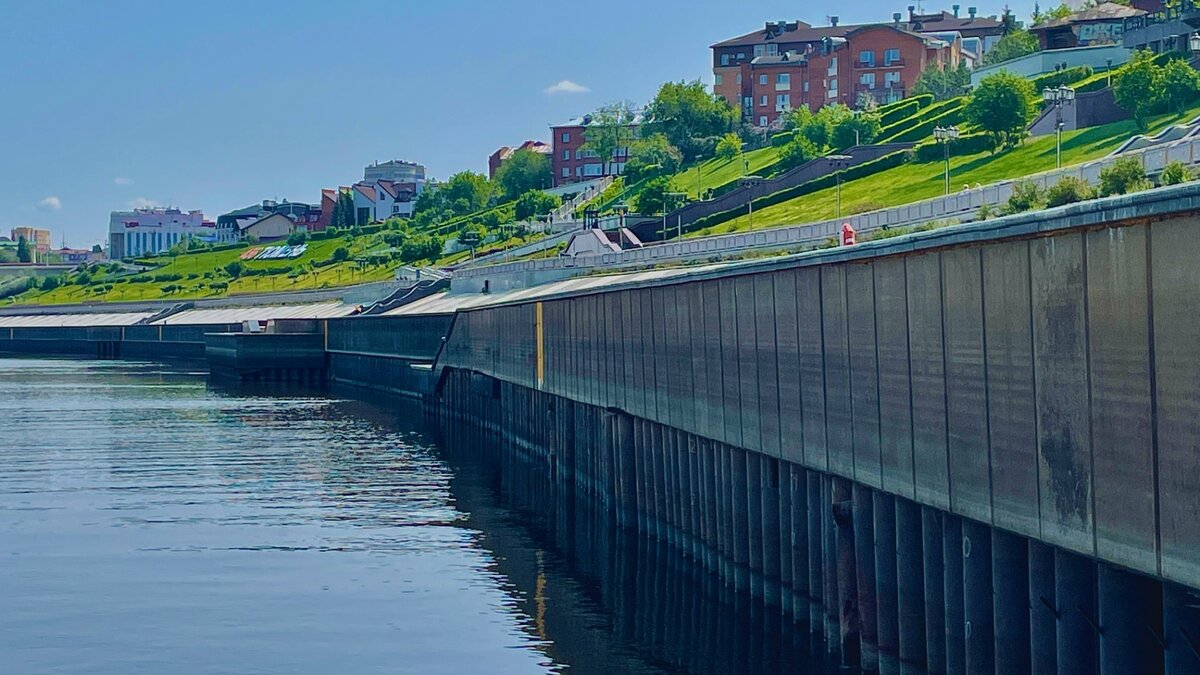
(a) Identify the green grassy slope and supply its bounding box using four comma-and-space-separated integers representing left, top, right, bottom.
688, 105, 1200, 237
669, 145, 783, 199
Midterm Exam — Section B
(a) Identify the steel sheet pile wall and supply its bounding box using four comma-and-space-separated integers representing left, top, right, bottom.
436, 211, 1200, 674
326, 314, 455, 397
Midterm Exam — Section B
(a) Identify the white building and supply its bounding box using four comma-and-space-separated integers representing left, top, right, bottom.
364, 159, 426, 185
108, 207, 212, 259
351, 180, 420, 223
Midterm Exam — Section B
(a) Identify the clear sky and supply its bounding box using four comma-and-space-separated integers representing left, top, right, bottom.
0, 0, 1036, 248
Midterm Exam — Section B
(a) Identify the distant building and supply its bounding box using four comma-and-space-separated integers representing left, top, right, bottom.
11, 227, 51, 253
107, 208, 209, 259
364, 159, 427, 185
712, 8, 999, 123
351, 180, 420, 223
216, 200, 322, 243
239, 213, 297, 242
488, 140, 552, 179
54, 247, 104, 264
1032, 2, 1145, 50
551, 112, 643, 187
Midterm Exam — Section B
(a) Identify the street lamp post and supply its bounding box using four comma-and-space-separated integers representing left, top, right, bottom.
933, 126, 960, 195
1043, 85, 1076, 169
826, 155, 852, 219
666, 192, 688, 239
1106, 57, 1113, 87
739, 175, 763, 230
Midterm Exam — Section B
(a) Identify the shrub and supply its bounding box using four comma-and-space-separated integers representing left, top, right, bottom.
913, 132, 993, 162
1003, 179, 1045, 214
846, 200, 886, 216
878, 94, 934, 127
40, 275, 61, 291
75, 272, 92, 285
769, 130, 795, 147
331, 247, 350, 263
1045, 176, 1096, 208
1099, 157, 1151, 196
286, 231, 309, 246
1031, 66, 1094, 92
1160, 161, 1194, 186
224, 260, 245, 278
977, 202, 998, 221
776, 134, 819, 171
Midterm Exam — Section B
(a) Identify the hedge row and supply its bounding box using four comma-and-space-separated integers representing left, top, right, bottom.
1030, 65, 1094, 92
770, 130, 795, 147
878, 94, 934, 128
878, 96, 964, 140
880, 100, 966, 143
683, 149, 913, 234
911, 131, 993, 162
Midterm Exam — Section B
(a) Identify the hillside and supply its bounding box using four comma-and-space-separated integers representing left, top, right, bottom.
687, 104, 1200, 236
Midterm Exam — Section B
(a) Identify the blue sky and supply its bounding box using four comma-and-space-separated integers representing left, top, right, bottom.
0, 0, 1035, 247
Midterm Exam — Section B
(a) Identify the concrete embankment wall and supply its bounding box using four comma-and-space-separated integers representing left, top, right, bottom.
0, 323, 240, 360
324, 314, 454, 398
431, 187, 1200, 673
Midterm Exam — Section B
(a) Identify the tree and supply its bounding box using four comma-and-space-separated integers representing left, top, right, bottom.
912, 62, 972, 101
633, 176, 673, 215
514, 190, 562, 221
623, 133, 684, 183
224, 260, 244, 278
800, 104, 854, 152
15, 236, 31, 263
439, 171, 494, 214
980, 30, 1038, 67
331, 190, 355, 230
1003, 179, 1046, 214
495, 148, 552, 199
1114, 50, 1161, 129
286, 231, 308, 246
331, 246, 350, 263
715, 132, 742, 161
776, 134, 819, 171
1161, 58, 1200, 114
582, 100, 638, 178
832, 111, 883, 149
1099, 157, 1151, 196
966, 72, 1037, 151
643, 80, 739, 162
457, 222, 485, 252
1032, 3, 1073, 26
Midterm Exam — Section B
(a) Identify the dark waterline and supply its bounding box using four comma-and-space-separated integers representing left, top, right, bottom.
0, 358, 837, 674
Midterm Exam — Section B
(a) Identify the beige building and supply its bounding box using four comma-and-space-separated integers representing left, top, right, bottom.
241, 213, 297, 241
11, 227, 51, 252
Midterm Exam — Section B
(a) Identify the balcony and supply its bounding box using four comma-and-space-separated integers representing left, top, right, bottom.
856, 58, 905, 69
855, 85, 906, 105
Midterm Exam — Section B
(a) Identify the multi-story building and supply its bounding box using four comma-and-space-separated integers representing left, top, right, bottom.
351, 180, 420, 223
713, 7, 1000, 125
10, 227, 51, 253
488, 140, 552, 179
215, 200, 323, 243
550, 112, 643, 187
107, 208, 210, 259
363, 159, 426, 185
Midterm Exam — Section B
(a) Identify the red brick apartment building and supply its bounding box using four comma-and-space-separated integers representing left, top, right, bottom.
488, 140, 552, 179
714, 8, 1000, 126
550, 113, 642, 187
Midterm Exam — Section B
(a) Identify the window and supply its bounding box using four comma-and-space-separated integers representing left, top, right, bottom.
775, 93, 791, 111
583, 163, 604, 177
721, 54, 730, 66
754, 45, 765, 58
562, 149, 570, 160
885, 48, 901, 65
736, 72, 742, 84
885, 71, 901, 87
767, 44, 778, 56
737, 52, 745, 60
859, 50, 875, 67
575, 166, 582, 177
758, 74, 767, 85
392, 205, 400, 214
827, 57, 838, 77
860, 73, 876, 89
575, 149, 583, 160
776, 73, 790, 90
561, 132, 570, 143
715, 74, 723, 86
562, 167, 570, 177
804, 81, 810, 92
760, 94, 768, 107
828, 78, 838, 99
759, 115, 768, 126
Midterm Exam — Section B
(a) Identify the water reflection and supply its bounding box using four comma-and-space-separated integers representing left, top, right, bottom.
0, 358, 837, 674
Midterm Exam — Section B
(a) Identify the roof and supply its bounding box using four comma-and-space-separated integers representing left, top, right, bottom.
239, 212, 292, 232
152, 302, 355, 326
353, 183, 376, 202
1031, 2, 1144, 30
369, 159, 424, 169
553, 110, 645, 129
712, 22, 850, 49
0, 312, 154, 328
712, 11, 1003, 49
905, 10, 1003, 32
846, 22, 953, 47
750, 52, 811, 67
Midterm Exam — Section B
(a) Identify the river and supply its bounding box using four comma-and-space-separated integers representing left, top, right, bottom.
0, 358, 836, 674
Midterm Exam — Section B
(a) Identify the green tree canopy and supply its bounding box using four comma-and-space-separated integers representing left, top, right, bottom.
1160, 58, 1200, 114
15, 236, 31, 263
980, 29, 1038, 67
965, 72, 1038, 150
800, 104, 854, 152
832, 111, 883, 149
643, 80, 739, 162
623, 133, 684, 183
776, 134, 819, 171
633, 176, 674, 215
583, 100, 638, 176
911, 62, 972, 101
1114, 50, 1161, 129
495, 148, 553, 199
715, 132, 742, 160
513, 190, 562, 221
439, 171, 494, 214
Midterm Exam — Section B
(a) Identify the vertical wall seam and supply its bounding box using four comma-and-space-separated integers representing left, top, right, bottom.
979, 247, 995, 525
938, 251, 954, 511
904, 256, 918, 497
1027, 240, 1043, 543
1081, 231, 1098, 558
871, 261, 885, 489
1145, 223, 1163, 576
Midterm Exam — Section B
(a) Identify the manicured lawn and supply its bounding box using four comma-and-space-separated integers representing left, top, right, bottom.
8, 234, 401, 306
670, 145, 782, 199
691, 105, 1200, 236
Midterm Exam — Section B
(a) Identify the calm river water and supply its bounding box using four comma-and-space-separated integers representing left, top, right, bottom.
0, 358, 835, 674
